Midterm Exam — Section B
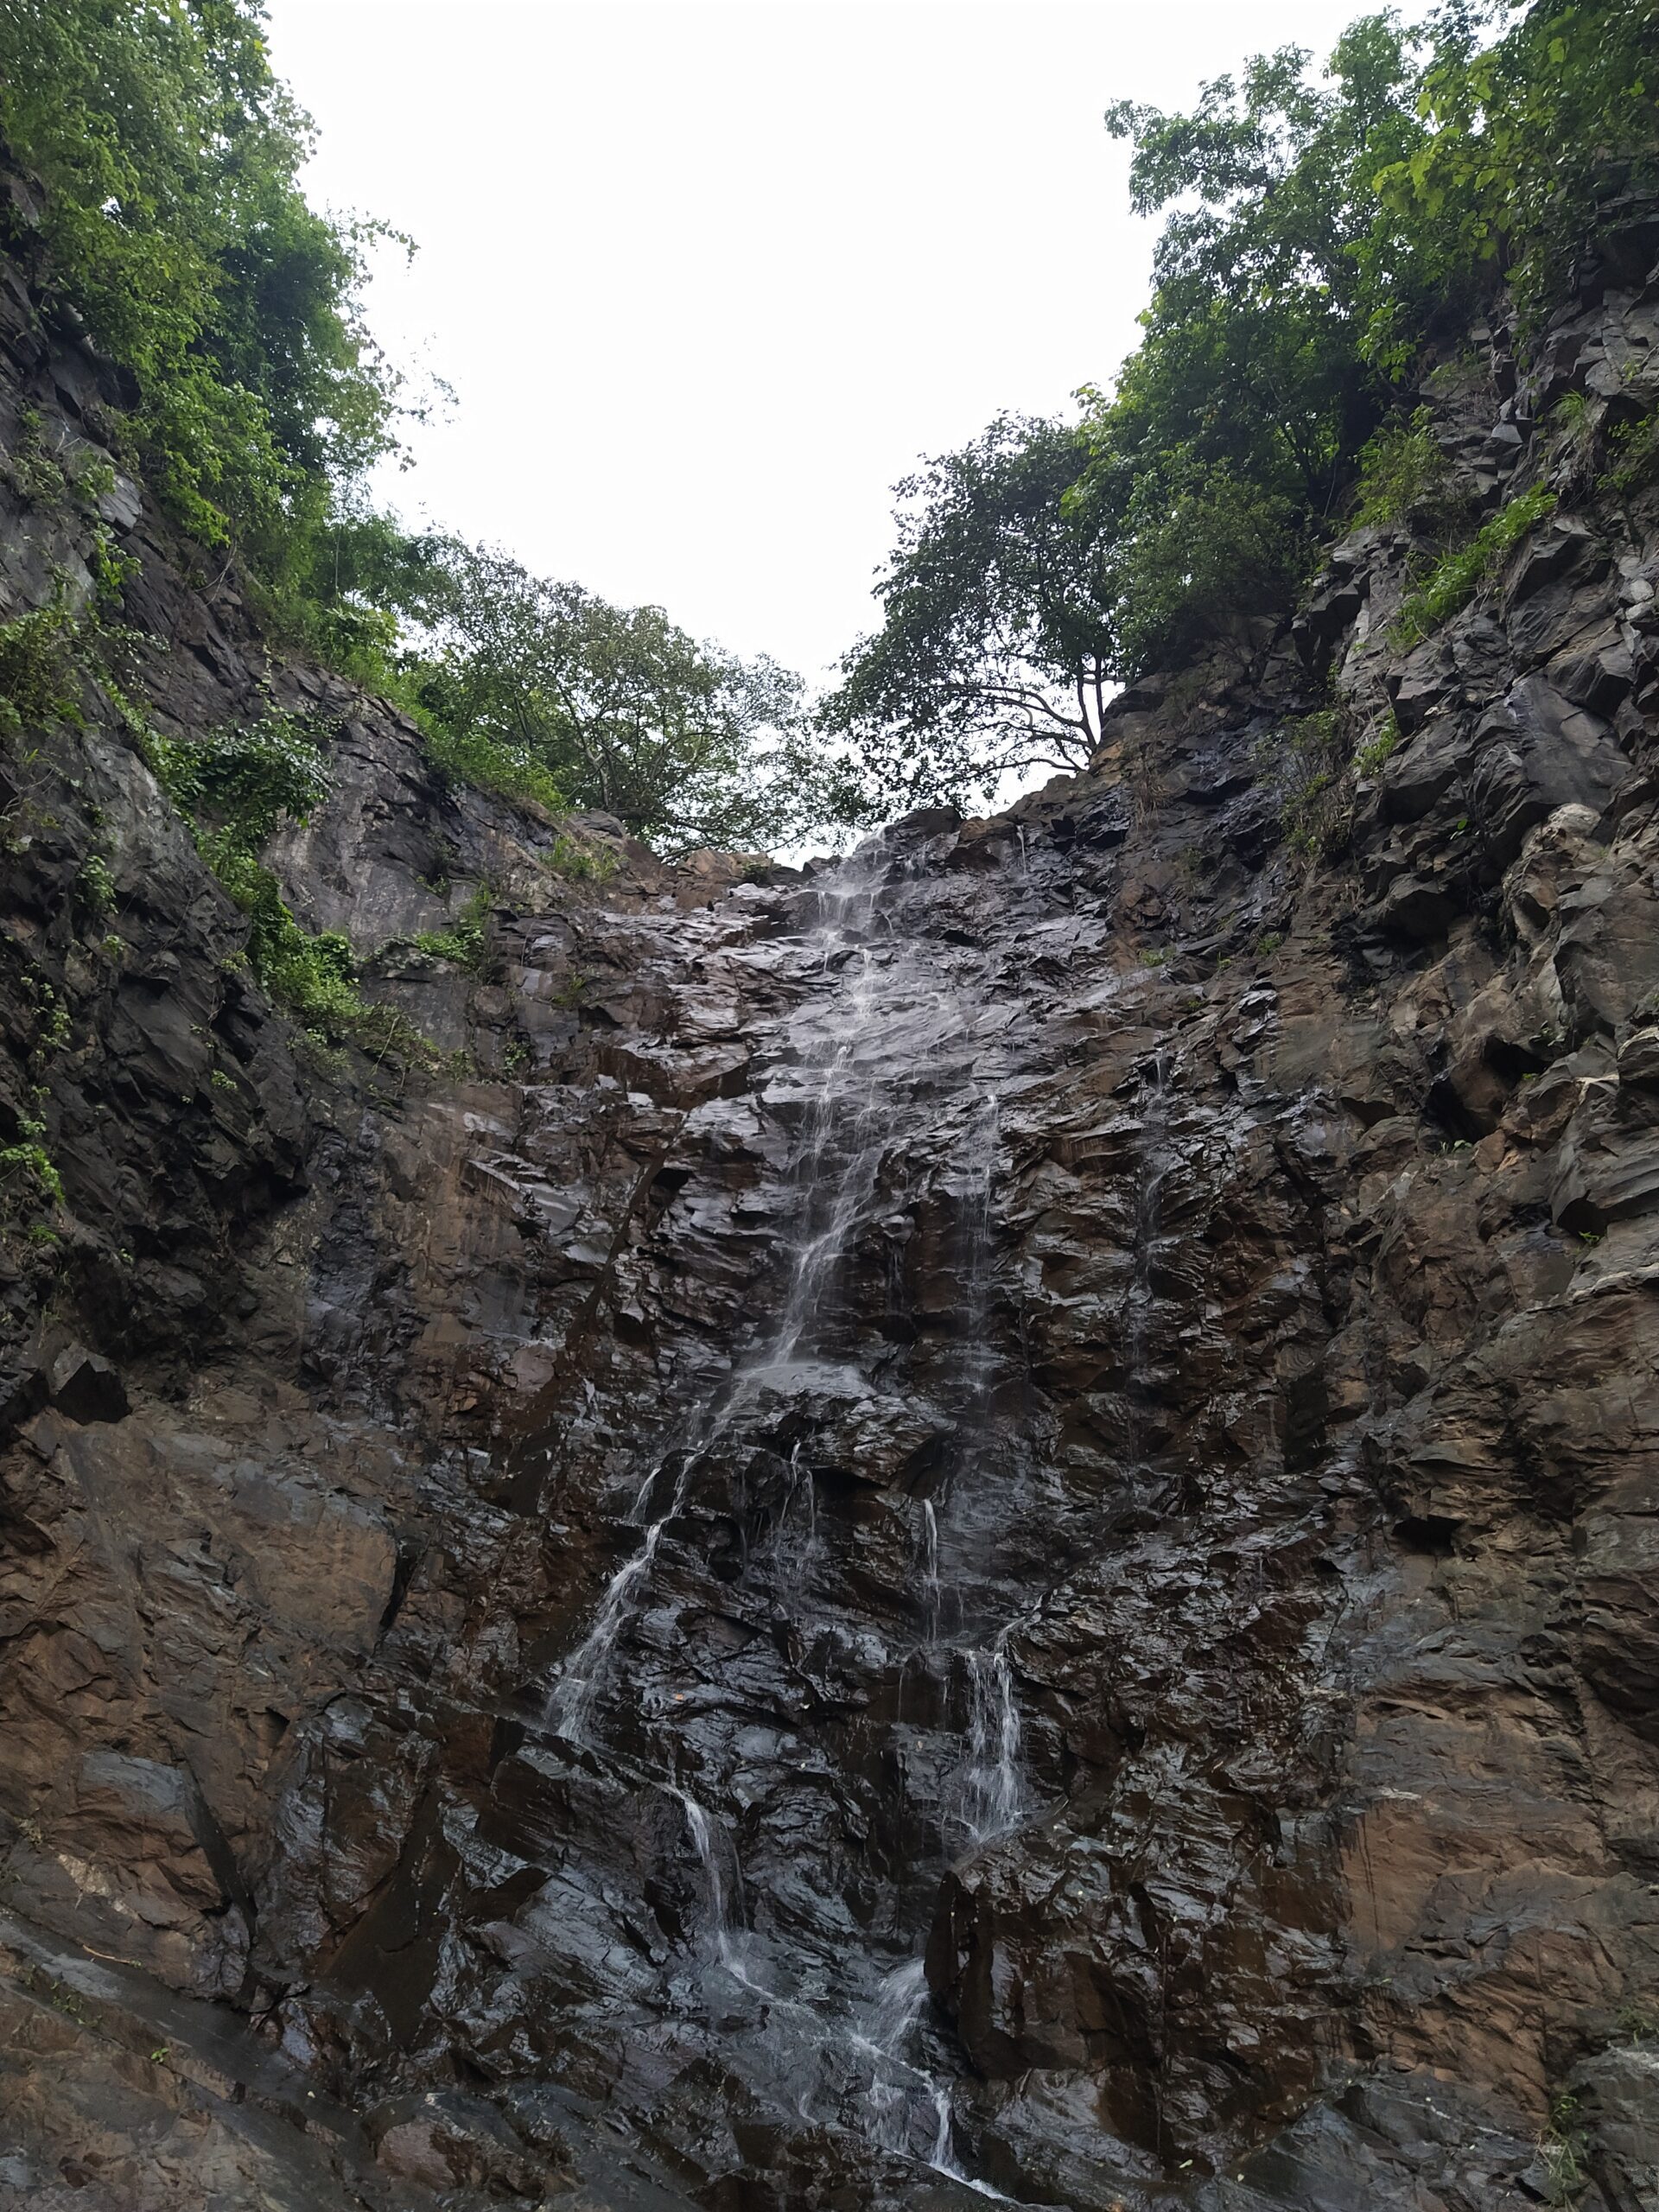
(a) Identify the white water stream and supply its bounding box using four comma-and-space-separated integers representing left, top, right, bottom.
961, 1628, 1027, 1847
542, 854, 1033, 2193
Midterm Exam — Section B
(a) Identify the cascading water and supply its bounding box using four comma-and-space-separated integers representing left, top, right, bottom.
920, 1497, 941, 1643
534, 845, 1037, 2197
753, 866, 900, 1399
770, 1440, 818, 1592
932, 1086, 1032, 1853
544, 1459, 689, 1738
543, 868, 888, 1737
1122, 1046, 1172, 1475
857, 1964, 962, 2170
675, 1788, 736, 1967
961, 1628, 1027, 1847
841, 1961, 1007, 2198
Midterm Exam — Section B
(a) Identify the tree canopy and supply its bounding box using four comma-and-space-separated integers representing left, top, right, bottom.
400, 541, 823, 853
817, 416, 1116, 812
0, 3, 834, 857
824, 0, 1659, 815
6, 0, 1657, 849
0, 0, 408, 569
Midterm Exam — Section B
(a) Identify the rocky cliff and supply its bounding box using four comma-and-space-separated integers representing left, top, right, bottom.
4, 212, 1659, 2212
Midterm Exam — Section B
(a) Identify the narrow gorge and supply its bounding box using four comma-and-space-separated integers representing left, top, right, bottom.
5, 132, 1659, 2212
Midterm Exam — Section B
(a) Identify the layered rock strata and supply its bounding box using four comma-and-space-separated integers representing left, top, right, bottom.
4, 208, 1659, 2210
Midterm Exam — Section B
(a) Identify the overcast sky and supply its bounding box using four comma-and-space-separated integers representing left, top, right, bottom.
264, 1, 1363, 690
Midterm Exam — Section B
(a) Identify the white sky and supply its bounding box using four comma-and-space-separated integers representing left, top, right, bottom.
264, 0, 1364, 692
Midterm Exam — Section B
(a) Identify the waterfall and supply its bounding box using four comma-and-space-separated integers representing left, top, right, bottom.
960, 1629, 1027, 1847
537, 846, 1033, 2195
850, 1961, 1009, 2197
771, 1440, 818, 1592
855, 1960, 939, 2160
677, 1788, 735, 1965
920, 1497, 941, 1642
543, 1451, 695, 1739
545, 868, 884, 1673
674, 1787, 825, 2026
770, 948, 887, 1368
544, 868, 890, 1736
938, 1085, 1030, 1853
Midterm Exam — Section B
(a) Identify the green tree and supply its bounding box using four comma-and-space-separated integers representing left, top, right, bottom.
1068, 17, 1437, 675
828, 2, 1659, 817
1368, 0, 1659, 345
0, 0, 406, 568
818, 416, 1116, 813
409, 542, 820, 852
1104, 18, 1442, 386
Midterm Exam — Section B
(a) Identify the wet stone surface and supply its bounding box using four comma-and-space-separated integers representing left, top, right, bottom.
5, 198, 1659, 2212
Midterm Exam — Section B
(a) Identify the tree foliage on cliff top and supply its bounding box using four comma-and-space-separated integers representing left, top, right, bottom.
0, 3, 830, 853
6, 0, 1654, 849
0, 0, 406, 572
816, 416, 1116, 811
824, 0, 1659, 813
378, 537, 843, 853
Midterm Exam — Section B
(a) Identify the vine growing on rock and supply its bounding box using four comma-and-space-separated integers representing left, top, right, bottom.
141, 710, 365, 1033
1392, 482, 1559, 646
0, 1122, 62, 1212
0, 600, 80, 739
409, 880, 493, 969
1349, 407, 1468, 533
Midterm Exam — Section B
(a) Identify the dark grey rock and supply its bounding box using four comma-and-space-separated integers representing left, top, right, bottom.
46, 1345, 127, 1424
1471, 676, 1628, 863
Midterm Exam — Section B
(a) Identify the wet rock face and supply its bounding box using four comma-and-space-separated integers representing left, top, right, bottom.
7, 225, 1659, 2212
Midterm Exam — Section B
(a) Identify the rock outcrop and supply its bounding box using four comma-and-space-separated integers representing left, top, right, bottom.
3, 202, 1659, 2212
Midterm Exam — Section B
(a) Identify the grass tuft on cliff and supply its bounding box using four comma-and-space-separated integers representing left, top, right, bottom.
141, 710, 365, 1032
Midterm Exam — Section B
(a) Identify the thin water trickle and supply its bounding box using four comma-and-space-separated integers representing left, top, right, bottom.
920, 1499, 941, 1643
544, 1446, 696, 1738
773, 937, 892, 1369
960, 1627, 1027, 1847
853, 1961, 940, 2163
850, 1961, 1009, 2198
1122, 1048, 1173, 1474
545, 866, 895, 1734
677, 1789, 734, 1964
676, 1789, 824, 2022
546, 1509, 670, 1739
772, 1441, 819, 1592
